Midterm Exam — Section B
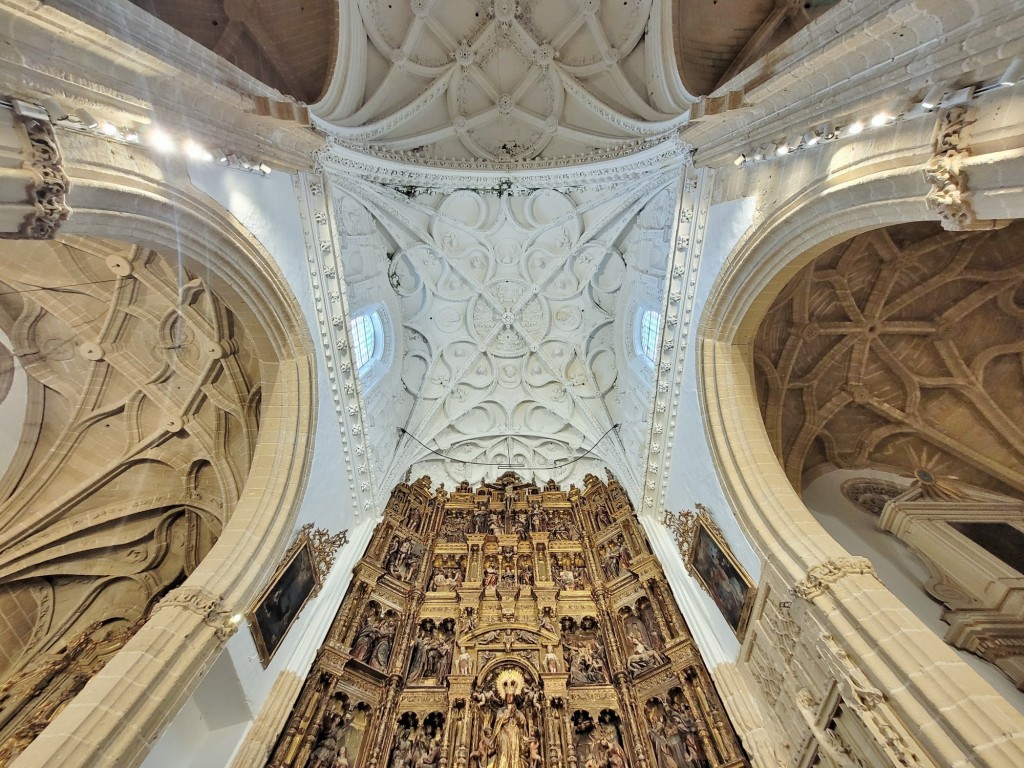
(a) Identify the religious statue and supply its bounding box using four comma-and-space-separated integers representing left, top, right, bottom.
491, 693, 528, 768
269, 473, 747, 768
456, 646, 473, 676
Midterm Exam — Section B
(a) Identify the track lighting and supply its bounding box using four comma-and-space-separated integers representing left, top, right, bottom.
40, 96, 67, 121
74, 107, 98, 129
999, 58, 1023, 86
921, 85, 945, 110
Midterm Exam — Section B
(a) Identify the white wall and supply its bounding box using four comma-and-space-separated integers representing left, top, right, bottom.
656, 194, 760, 667
803, 468, 1024, 715
140, 161, 373, 767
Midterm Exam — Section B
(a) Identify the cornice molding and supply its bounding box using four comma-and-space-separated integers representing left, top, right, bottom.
319, 134, 692, 193
636, 164, 713, 515
295, 171, 377, 520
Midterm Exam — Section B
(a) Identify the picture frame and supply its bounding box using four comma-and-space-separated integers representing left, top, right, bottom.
679, 506, 756, 639
248, 529, 321, 666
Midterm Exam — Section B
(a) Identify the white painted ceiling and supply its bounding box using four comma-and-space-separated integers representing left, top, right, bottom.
316, 0, 694, 163
328, 162, 681, 490
317, 0, 694, 491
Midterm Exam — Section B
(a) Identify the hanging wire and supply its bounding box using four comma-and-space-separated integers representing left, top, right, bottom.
397, 423, 621, 471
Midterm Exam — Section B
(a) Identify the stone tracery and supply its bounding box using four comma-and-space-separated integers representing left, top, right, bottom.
0, 236, 263, 761
754, 221, 1024, 497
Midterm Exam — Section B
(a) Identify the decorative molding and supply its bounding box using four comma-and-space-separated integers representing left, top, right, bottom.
153, 586, 236, 640
639, 164, 713, 515
304, 522, 350, 594
791, 557, 878, 601
319, 135, 692, 196
1, 107, 71, 240
294, 170, 378, 517
923, 106, 1008, 232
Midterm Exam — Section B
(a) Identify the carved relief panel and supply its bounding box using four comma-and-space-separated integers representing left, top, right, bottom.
268, 471, 748, 768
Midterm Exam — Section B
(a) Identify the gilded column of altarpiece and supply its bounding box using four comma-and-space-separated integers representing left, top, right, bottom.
268, 471, 747, 768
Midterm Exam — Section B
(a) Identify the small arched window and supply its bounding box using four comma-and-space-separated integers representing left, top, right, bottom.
639, 310, 661, 363
350, 312, 379, 374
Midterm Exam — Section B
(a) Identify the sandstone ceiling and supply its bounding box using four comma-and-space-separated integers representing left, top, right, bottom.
672, 0, 840, 96
755, 221, 1024, 498
128, 0, 338, 103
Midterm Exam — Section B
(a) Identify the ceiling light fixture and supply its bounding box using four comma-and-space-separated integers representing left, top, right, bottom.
40, 96, 67, 121
921, 84, 946, 110
148, 128, 174, 153
998, 57, 1023, 86
74, 107, 99, 129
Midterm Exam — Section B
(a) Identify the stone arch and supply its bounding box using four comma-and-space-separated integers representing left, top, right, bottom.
698, 150, 1024, 765
4, 144, 317, 768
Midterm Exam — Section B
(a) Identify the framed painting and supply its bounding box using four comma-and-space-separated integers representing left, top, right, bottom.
684, 509, 756, 639
248, 529, 321, 666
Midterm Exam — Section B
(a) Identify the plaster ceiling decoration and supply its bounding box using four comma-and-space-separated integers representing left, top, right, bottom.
128, 0, 338, 102
316, 0, 695, 164
755, 221, 1024, 498
329, 169, 680, 488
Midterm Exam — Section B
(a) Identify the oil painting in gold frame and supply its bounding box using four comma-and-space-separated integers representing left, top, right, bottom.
685, 507, 756, 639
248, 529, 321, 666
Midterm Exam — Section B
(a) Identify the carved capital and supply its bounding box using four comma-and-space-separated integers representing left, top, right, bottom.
922, 106, 1007, 232
152, 586, 238, 641
791, 556, 877, 600
1, 105, 72, 240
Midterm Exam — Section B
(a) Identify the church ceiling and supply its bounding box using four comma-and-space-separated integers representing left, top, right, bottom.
128, 0, 337, 103
330, 171, 679, 488
315, 0, 695, 164
755, 221, 1024, 498
671, 0, 839, 95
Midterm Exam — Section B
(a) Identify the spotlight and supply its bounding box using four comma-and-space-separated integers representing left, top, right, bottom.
940, 85, 975, 107
99, 121, 119, 136
921, 85, 946, 110
183, 139, 213, 162
123, 129, 140, 143
733, 153, 745, 166
147, 127, 174, 152
870, 110, 894, 127
40, 96, 67, 121
257, 162, 271, 176
776, 143, 790, 156
74, 107, 99, 129
821, 124, 838, 140
214, 149, 228, 164
999, 58, 1023, 86
846, 120, 865, 135
802, 131, 820, 147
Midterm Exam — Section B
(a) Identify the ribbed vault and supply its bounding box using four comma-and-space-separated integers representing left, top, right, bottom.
754, 221, 1024, 497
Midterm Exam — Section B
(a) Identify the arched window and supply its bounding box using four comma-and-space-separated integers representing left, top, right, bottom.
350, 312, 379, 374
638, 310, 661, 363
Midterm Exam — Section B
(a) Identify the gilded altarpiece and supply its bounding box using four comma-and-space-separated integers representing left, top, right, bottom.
268, 472, 747, 768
